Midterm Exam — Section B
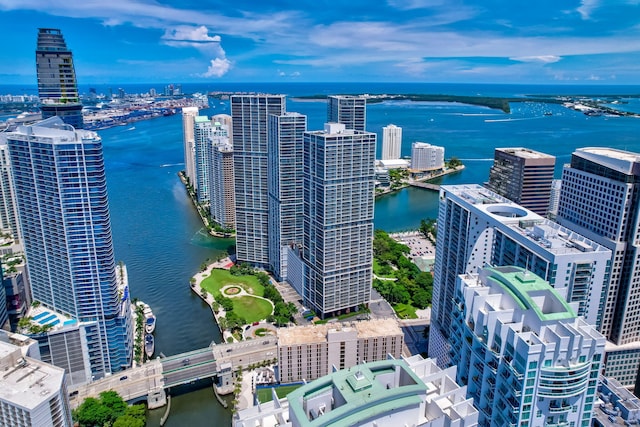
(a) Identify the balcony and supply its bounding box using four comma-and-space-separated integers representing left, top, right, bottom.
548, 404, 572, 414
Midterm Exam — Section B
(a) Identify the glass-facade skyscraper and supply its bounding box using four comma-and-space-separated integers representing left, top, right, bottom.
303, 123, 376, 318
231, 95, 285, 267
267, 112, 307, 281
7, 117, 132, 380
36, 28, 84, 129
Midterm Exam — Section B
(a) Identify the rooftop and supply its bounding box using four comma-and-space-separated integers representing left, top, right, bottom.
485, 266, 576, 322
9, 117, 99, 143
277, 319, 402, 346
496, 147, 555, 159
0, 341, 66, 410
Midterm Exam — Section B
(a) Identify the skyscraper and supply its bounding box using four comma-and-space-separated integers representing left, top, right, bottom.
194, 116, 213, 203
7, 117, 133, 381
556, 147, 640, 388
381, 124, 402, 160
450, 266, 604, 427
486, 148, 556, 215
35, 28, 83, 129
268, 112, 307, 281
231, 95, 286, 267
429, 184, 610, 367
181, 106, 199, 189
0, 136, 21, 244
209, 117, 235, 230
327, 95, 366, 131
303, 123, 375, 318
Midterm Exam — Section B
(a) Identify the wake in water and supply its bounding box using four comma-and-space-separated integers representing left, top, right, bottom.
160, 162, 185, 167
458, 158, 494, 161
447, 113, 502, 116
484, 116, 545, 123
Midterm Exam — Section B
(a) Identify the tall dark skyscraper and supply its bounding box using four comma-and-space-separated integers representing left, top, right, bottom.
231, 95, 286, 268
35, 28, 84, 129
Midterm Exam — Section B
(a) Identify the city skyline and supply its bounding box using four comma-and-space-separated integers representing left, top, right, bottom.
0, 1, 639, 85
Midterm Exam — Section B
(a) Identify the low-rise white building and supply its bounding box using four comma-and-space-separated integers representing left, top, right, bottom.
450, 266, 605, 427
0, 334, 72, 427
277, 319, 403, 383
410, 142, 444, 171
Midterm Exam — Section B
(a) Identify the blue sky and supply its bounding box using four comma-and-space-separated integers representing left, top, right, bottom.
1, 0, 639, 84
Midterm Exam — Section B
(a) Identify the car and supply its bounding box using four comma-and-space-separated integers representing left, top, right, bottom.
182, 358, 190, 365
119, 376, 128, 381
226, 348, 232, 353
263, 340, 270, 345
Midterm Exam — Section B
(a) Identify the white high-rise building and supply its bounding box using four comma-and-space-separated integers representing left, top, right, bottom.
194, 116, 213, 203
231, 95, 286, 268
181, 106, 199, 188
235, 355, 478, 427
429, 184, 611, 367
450, 266, 605, 427
208, 118, 234, 229
548, 179, 562, 216
268, 112, 307, 281
0, 337, 73, 427
411, 142, 444, 171
556, 147, 640, 388
382, 124, 402, 160
0, 136, 21, 244
303, 123, 375, 318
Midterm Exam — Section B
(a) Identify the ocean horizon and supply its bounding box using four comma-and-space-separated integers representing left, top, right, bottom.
3, 81, 640, 98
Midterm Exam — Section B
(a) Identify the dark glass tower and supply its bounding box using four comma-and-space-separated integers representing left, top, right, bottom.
36, 28, 84, 129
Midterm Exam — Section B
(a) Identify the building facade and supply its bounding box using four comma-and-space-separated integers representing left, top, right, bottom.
410, 142, 444, 172
35, 28, 83, 129
486, 147, 556, 215
268, 113, 307, 281
381, 124, 402, 160
208, 119, 235, 229
0, 338, 72, 427
231, 95, 286, 268
194, 116, 213, 203
302, 123, 375, 318
429, 184, 610, 367
327, 95, 366, 131
556, 147, 640, 389
450, 266, 605, 427
7, 117, 133, 380
181, 106, 199, 188
277, 319, 403, 383
236, 355, 478, 427
0, 137, 21, 244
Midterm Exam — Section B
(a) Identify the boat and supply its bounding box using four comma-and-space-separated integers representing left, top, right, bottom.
145, 334, 155, 358
544, 111, 553, 116
127, 126, 136, 131
145, 315, 156, 334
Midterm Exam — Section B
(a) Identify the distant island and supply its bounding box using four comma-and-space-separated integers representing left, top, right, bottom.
293, 93, 640, 116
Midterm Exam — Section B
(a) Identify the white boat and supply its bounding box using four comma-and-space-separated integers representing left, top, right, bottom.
145, 315, 156, 334
145, 334, 155, 358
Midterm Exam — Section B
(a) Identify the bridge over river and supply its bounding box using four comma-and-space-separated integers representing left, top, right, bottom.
69, 336, 278, 409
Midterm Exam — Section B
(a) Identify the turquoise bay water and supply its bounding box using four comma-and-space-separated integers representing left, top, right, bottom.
91, 84, 640, 424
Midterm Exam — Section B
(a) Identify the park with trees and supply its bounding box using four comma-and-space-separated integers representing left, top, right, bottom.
372, 229, 433, 318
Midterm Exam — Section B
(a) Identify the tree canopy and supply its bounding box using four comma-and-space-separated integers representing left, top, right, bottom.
73, 391, 146, 427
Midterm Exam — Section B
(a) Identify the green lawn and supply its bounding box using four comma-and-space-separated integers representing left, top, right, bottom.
233, 296, 273, 323
373, 259, 396, 279
200, 269, 264, 297
393, 303, 418, 319
256, 384, 302, 403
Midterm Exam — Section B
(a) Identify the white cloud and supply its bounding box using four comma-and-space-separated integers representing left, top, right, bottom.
577, 0, 600, 19
201, 58, 231, 77
162, 25, 221, 44
510, 55, 562, 63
